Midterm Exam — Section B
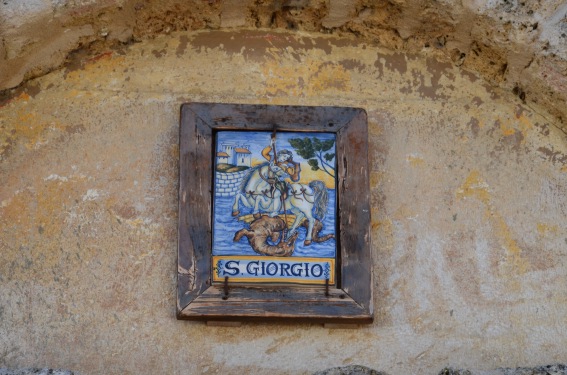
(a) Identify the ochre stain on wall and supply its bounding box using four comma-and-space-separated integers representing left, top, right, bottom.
407, 155, 425, 167
261, 58, 352, 98
496, 113, 533, 146
456, 170, 491, 204
0, 175, 93, 283
15, 112, 67, 150
65, 53, 127, 86
456, 170, 530, 280
537, 223, 559, 237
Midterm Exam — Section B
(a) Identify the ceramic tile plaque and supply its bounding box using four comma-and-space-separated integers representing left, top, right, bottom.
177, 103, 372, 324
212, 131, 337, 285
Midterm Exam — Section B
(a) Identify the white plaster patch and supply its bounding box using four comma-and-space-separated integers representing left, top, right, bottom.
539, 3, 567, 59
1, 189, 24, 208
2, 0, 52, 26
123, 217, 159, 236
456, 180, 490, 198
44, 174, 69, 182
82, 189, 101, 201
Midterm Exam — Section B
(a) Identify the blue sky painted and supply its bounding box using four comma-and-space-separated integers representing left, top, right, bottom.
216, 131, 336, 165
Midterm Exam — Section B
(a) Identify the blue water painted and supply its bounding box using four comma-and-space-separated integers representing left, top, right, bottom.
212, 189, 336, 258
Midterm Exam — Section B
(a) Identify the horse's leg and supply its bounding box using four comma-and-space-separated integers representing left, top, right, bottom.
290, 188, 315, 246
268, 197, 281, 218
232, 192, 252, 216
232, 193, 241, 216
287, 206, 305, 241
252, 195, 262, 218
301, 219, 335, 243
253, 195, 272, 218
303, 210, 316, 246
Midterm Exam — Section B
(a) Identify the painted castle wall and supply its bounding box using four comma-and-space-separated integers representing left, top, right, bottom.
215, 170, 248, 197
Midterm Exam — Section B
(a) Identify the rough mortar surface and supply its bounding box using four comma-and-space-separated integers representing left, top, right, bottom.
1, 29, 567, 374
1, 0, 567, 129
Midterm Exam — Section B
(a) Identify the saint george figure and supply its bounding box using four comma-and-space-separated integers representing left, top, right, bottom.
261, 138, 298, 203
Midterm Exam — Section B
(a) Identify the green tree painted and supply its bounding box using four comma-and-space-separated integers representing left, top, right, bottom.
289, 137, 335, 178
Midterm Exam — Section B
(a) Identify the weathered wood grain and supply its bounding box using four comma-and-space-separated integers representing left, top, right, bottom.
178, 105, 214, 309
337, 109, 373, 315
188, 102, 359, 132
178, 287, 371, 323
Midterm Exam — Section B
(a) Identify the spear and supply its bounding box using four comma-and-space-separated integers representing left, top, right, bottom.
271, 128, 277, 161
272, 128, 289, 240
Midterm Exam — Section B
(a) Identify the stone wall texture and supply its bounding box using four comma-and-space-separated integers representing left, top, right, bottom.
0, 4, 567, 375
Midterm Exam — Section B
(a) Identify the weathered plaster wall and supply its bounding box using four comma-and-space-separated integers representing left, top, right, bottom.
1, 1, 567, 130
1, 29, 567, 374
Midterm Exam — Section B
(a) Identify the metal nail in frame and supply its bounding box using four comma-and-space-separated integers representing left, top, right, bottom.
177, 103, 372, 324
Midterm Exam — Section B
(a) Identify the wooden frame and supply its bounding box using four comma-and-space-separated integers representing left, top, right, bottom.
177, 103, 372, 324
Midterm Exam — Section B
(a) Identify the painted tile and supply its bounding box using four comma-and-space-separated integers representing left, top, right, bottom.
212, 131, 337, 285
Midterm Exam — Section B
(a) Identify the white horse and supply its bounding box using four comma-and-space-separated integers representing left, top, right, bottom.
232, 162, 329, 246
